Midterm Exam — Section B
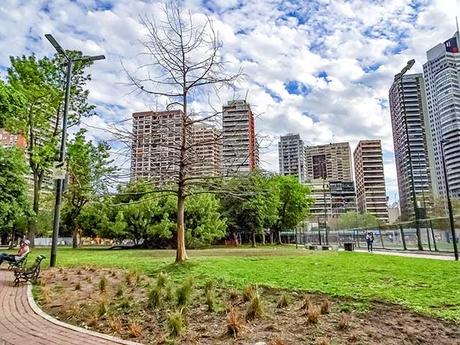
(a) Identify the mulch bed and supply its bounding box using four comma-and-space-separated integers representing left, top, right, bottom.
36, 268, 460, 345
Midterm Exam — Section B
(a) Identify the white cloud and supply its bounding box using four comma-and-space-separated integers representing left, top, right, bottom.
1, 0, 458, 204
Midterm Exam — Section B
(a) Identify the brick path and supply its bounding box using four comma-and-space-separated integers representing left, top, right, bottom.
0, 268, 139, 345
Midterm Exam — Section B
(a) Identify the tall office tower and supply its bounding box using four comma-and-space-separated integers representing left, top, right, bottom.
389, 73, 435, 219
423, 30, 460, 197
304, 142, 353, 182
222, 100, 258, 175
278, 133, 305, 182
353, 140, 389, 223
190, 123, 222, 177
131, 110, 191, 183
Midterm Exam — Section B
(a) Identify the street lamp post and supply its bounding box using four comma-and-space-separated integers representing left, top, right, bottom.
440, 139, 459, 261
45, 34, 105, 267
395, 59, 423, 250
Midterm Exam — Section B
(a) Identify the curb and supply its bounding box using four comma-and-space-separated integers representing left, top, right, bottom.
26, 284, 141, 345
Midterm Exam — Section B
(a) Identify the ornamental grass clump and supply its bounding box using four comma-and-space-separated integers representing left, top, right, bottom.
338, 313, 351, 330
99, 276, 107, 293
320, 299, 331, 314
226, 307, 244, 338
246, 292, 264, 320
167, 310, 185, 337
205, 289, 216, 312
306, 305, 321, 324
176, 277, 194, 307
277, 293, 289, 308
157, 272, 169, 288
148, 285, 163, 308
242, 284, 256, 302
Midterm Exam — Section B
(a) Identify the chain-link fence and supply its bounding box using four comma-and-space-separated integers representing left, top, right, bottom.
287, 216, 460, 254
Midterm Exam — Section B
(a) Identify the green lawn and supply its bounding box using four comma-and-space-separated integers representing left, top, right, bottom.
19, 246, 460, 321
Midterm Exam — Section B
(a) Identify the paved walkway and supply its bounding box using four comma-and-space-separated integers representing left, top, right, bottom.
0, 268, 139, 345
354, 248, 457, 260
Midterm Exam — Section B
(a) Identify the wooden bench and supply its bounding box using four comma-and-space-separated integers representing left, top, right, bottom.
13, 255, 46, 287
8, 252, 29, 271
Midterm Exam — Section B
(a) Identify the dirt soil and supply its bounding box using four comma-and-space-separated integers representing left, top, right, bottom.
36, 268, 460, 345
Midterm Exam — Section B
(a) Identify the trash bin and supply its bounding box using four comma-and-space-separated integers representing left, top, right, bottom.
344, 242, 354, 251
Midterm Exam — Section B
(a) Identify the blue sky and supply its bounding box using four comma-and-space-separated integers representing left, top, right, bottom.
0, 0, 458, 203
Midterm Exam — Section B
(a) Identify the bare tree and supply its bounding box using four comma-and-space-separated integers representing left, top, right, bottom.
126, 1, 241, 262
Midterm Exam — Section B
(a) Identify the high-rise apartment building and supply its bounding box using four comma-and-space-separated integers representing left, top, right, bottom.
278, 133, 305, 182
307, 179, 357, 225
131, 110, 222, 183
353, 140, 389, 223
304, 142, 352, 182
190, 123, 222, 177
222, 100, 258, 175
0, 129, 27, 149
389, 73, 435, 219
423, 30, 460, 197
131, 110, 189, 183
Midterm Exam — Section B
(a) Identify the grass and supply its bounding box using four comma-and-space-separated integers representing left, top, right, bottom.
25, 246, 460, 321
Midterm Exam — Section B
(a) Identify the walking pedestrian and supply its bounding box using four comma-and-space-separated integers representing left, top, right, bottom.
366, 232, 374, 252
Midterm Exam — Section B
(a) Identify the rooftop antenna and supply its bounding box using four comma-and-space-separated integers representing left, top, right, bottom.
456, 16, 459, 33
244, 89, 249, 102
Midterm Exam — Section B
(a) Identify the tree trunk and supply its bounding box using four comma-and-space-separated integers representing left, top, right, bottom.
251, 231, 256, 247
72, 227, 79, 249
270, 232, 274, 245
176, 193, 188, 262
262, 231, 266, 245
28, 173, 42, 247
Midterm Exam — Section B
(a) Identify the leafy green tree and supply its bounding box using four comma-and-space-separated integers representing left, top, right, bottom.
0, 147, 30, 244
61, 129, 114, 247
221, 173, 279, 247
185, 193, 227, 248
2, 53, 96, 242
271, 175, 313, 243
337, 211, 380, 230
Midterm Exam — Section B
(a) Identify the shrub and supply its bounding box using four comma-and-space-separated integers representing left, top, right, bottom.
176, 277, 194, 306
306, 305, 320, 324
157, 272, 169, 288
226, 307, 244, 338
246, 292, 264, 320
148, 285, 163, 308
167, 310, 185, 337
205, 289, 216, 312
338, 314, 350, 330
320, 299, 331, 314
99, 276, 107, 293
277, 293, 289, 308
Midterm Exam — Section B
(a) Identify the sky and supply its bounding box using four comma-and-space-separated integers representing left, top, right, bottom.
0, 0, 459, 203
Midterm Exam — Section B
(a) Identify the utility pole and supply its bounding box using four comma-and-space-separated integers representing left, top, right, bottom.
441, 139, 459, 261
396, 59, 423, 250
45, 34, 105, 267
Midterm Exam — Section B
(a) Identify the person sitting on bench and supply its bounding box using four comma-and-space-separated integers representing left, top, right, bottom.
0, 239, 30, 266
